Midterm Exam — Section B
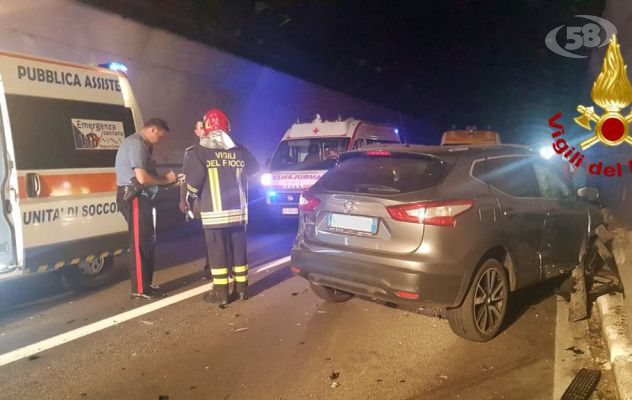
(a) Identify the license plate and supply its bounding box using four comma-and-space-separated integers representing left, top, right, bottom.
282, 207, 299, 215
328, 213, 378, 235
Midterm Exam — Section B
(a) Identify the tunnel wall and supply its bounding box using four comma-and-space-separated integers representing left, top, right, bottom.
0, 0, 425, 167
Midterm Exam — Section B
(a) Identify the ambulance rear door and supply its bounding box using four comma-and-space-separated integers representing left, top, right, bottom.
0, 79, 20, 279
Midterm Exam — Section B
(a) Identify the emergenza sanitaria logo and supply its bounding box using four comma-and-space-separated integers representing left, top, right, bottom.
548, 35, 632, 178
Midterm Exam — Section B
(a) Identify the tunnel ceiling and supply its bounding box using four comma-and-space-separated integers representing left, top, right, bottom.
80, 0, 606, 142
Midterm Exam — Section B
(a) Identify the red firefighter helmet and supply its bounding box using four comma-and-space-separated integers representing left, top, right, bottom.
203, 109, 230, 135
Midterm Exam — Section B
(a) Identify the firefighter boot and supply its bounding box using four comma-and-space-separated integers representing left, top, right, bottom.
233, 265, 249, 301
207, 267, 230, 307
203, 287, 229, 307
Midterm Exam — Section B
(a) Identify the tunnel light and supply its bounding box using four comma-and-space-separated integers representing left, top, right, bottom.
260, 173, 273, 186
99, 62, 128, 73
539, 146, 555, 159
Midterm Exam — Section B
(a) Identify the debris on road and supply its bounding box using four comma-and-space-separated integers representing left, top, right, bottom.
28, 355, 40, 361
291, 292, 299, 296
330, 371, 340, 380
317, 310, 327, 314
233, 327, 249, 333
439, 375, 448, 380
140, 320, 155, 326
331, 381, 340, 388
565, 346, 585, 355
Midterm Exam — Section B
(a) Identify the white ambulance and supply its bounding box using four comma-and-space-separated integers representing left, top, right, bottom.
259, 115, 400, 217
0, 52, 143, 290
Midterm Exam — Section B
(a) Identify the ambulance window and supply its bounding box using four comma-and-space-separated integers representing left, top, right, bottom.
269, 138, 349, 171
366, 138, 398, 146
352, 139, 365, 150
6, 95, 136, 169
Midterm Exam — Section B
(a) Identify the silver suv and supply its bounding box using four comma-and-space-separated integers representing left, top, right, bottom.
290, 144, 600, 341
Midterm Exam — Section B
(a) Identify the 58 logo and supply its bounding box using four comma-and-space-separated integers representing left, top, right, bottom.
545, 15, 617, 58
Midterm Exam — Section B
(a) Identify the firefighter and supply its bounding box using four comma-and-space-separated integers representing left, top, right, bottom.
179, 120, 211, 279
115, 118, 176, 300
182, 109, 259, 306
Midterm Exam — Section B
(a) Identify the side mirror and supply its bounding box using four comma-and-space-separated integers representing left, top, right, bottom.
577, 186, 599, 202
26, 172, 41, 198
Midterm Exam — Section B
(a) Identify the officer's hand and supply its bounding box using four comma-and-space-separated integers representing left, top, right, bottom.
179, 200, 190, 214
165, 170, 177, 184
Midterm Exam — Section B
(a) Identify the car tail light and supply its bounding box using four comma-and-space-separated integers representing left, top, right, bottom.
298, 192, 321, 212
386, 200, 474, 227
291, 266, 302, 274
366, 150, 391, 156
395, 290, 419, 300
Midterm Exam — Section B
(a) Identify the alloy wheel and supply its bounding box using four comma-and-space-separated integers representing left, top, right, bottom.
473, 268, 506, 334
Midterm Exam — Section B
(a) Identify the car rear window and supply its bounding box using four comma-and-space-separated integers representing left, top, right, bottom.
319, 153, 446, 194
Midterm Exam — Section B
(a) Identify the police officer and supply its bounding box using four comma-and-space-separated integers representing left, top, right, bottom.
182, 109, 259, 306
115, 118, 176, 300
180, 121, 211, 279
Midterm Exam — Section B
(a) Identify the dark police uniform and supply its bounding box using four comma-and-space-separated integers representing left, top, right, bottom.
182, 142, 259, 302
114, 132, 159, 295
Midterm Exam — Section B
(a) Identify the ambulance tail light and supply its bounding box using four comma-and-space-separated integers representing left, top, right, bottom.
386, 199, 474, 227
299, 192, 320, 212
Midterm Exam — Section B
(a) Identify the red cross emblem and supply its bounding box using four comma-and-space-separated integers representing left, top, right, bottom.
312, 127, 320, 134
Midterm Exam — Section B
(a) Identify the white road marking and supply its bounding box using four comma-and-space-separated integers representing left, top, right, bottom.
254, 255, 291, 274
0, 256, 290, 368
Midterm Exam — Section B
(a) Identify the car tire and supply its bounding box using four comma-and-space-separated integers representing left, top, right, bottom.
446, 258, 509, 342
309, 282, 354, 302
61, 255, 115, 292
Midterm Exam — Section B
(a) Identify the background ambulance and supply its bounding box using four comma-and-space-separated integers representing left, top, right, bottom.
258, 115, 400, 217
0, 52, 143, 290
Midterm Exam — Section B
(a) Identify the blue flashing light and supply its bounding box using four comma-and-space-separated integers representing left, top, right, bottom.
267, 190, 278, 198
100, 62, 128, 73
394, 128, 399, 135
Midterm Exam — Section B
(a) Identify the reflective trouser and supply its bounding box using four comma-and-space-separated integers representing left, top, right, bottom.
117, 187, 155, 294
204, 226, 248, 298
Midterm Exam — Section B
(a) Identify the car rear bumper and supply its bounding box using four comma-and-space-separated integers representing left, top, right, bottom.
291, 243, 465, 307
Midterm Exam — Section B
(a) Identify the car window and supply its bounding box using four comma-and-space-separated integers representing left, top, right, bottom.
473, 156, 540, 198
320, 153, 446, 194
532, 161, 572, 200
